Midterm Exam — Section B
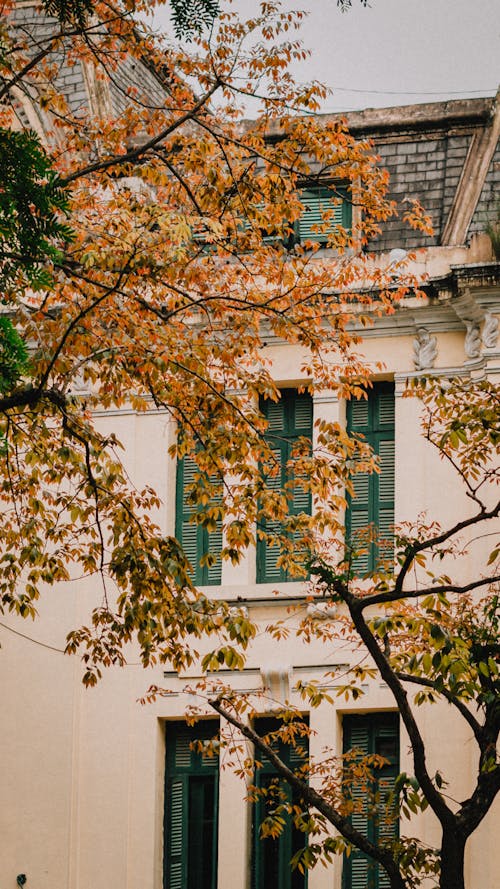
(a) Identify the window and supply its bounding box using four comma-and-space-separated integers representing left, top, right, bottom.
252, 718, 308, 889
256, 389, 313, 583
342, 714, 399, 889
296, 184, 351, 246
164, 720, 219, 889
175, 454, 222, 585
244, 183, 351, 250
346, 383, 395, 575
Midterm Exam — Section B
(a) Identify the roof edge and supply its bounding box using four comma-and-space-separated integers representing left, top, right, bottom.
254, 93, 499, 139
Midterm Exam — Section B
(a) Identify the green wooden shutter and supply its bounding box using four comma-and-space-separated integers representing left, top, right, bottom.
164, 721, 219, 889
257, 390, 312, 583
176, 455, 222, 585
253, 719, 308, 889
342, 714, 399, 889
346, 384, 395, 575
298, 185, 351, 245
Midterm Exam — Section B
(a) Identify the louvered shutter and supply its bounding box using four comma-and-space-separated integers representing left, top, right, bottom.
205, 469, 223, 585
164, 722, 219, 889
290, 395, 312, 564
375, 390, 395, 567
346, 384, 395, 575
377, 439, 395, 563
374, 721, 399, 889
166, 778, 187, 889
261, 445, 287, 583
253, 719, 308, 889
343, 719, 371, 889
176, 455, 222, 585
298, 186, 347, 245
257, 391, 312, 582
348, 469, 371, 576
342, 715, 399, 889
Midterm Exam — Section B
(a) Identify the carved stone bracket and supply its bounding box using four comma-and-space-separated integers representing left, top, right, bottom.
413, 327, 438, 370
464, 320, 482, 360
482, 312, 499, 350
260, 665, 292, 703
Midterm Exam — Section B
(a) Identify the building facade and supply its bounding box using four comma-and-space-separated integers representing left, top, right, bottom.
1, 9, 499, 886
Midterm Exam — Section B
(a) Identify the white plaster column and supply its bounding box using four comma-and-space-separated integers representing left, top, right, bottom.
217, 721, 251, 889
221, 389, 256, 589
220, 468, 256, 588
312, 389, 343, 442
393, 373, 426, 525
308, 703, 341, 889
312, 389, 344, 565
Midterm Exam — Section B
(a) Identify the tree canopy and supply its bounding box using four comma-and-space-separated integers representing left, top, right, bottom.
0, 2, 498, 888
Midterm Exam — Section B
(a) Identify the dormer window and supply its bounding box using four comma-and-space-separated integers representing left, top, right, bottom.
295, 183, 351, 246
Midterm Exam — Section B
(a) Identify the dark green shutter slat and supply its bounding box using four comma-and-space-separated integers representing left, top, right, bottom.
350, 398, 369, 428
350, 857, 369, 889
182, 456, 198, 505
166, 777, 187, 889
378, 441, 395, 501
206, 527, 223, 584
176, 454, 222, 585
180, 522, 199, 571
346, 722, 370, 752
257, 391, 312, 583
165, 722, 219, 889
378, 510, 394, 561
298, 187, 346, 245
378, 437, 395, 561
345, 721, 370, 836
262, 520, 284, 583
378, 390, 395, 426
293, 394, 313, 429
267, 447, 284, 491
351, 471, 370, 504
342, 715, 399, 889
292, 482, 310, 514
175, 731, 193, 769
346, 385, 395, 575
267, 400, 286, 430
348, 508, 371, 576
253, 719, 308, 889
169, 782, 185, 854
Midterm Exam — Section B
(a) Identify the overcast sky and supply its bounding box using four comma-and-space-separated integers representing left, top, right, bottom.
151, 0, 499, 113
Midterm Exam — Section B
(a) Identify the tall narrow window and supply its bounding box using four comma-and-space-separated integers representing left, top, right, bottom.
252, 718, 308, 889
176, 454, 222, 585
346, 383, 395, 575
256, 389, 313, 583
164, 720, 219, 889
342, 713, 399, 889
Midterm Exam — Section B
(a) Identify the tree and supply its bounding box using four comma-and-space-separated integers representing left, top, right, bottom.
0, 0, 424, 646
1, 2, 498, 889
207, 375, 500, 889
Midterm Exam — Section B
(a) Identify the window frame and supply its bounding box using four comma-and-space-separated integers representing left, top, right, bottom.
256, 389, 313, 583
345, 382, 395, 576
342, 712, 400, 889
164, 720, 220, 889
175, 453, 223, 585
252, 717, 309, 889
294, 181, 352, 247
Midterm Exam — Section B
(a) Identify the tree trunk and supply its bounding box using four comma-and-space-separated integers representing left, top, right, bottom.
440, 828, 466, 889
388, 869, 408, 889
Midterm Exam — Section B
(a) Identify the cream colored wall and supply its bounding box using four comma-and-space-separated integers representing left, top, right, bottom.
1, 279, 499, 889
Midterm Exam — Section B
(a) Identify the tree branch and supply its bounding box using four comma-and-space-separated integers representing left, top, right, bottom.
395, 672, 484, 745
363, 571, 500, 609
61, 80, 222, 186
209, 696, 408, 887
345, 599, 454, 826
